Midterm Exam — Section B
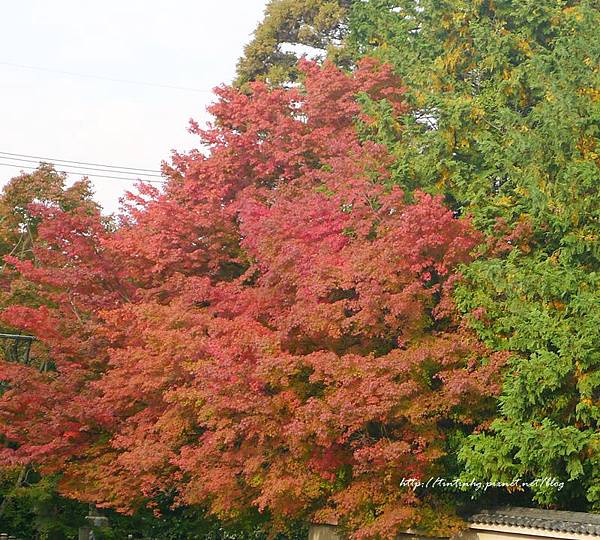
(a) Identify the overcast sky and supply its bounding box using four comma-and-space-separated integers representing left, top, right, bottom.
0, 0, 267, 213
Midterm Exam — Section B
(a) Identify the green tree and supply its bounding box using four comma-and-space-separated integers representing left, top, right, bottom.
235, 0, 354, 86
347, 0, 600, 510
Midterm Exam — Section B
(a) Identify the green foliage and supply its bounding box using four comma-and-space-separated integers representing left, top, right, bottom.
455, 252, 599, 509
103, 503, 307, 540
348, 0, 600, 511
0, 471, 87, 539
235, 0, 354, 86
348, 0, 599, 232
0, 471, 306, 540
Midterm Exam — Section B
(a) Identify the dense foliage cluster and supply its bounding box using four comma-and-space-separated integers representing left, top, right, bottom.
348, 0, 599, 511
235, 0, 353, 86
0, 1, 598, 539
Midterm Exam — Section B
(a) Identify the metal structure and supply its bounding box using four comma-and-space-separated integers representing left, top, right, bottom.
0, 333, 36, 364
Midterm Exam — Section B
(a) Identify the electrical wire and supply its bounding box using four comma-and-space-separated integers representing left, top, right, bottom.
0, 155, 164, 178
0, 162, 166, 184
0, 151, 161, 173
0, 61, 211, 94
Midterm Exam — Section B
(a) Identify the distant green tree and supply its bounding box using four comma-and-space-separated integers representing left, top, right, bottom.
235, 0, 354, 86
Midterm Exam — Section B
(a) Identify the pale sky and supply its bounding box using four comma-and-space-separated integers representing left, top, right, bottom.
0, 0, 267, 213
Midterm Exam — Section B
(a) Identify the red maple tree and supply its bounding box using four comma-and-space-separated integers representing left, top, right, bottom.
0, 59, 504, 538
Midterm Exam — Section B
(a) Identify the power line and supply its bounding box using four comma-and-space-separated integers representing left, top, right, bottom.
0, 162, 165, 184
0, 61, 212, 94
0, 155, 164, 178
0, 162, 166, 184
0, 151, 161, 173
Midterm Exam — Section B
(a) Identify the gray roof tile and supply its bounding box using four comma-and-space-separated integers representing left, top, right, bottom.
468, 507, 600, 537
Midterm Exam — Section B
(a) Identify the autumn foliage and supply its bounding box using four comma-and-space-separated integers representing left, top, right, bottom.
0, 60, 504, 538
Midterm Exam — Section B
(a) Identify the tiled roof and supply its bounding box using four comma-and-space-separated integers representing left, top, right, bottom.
468, 507, 600, 537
